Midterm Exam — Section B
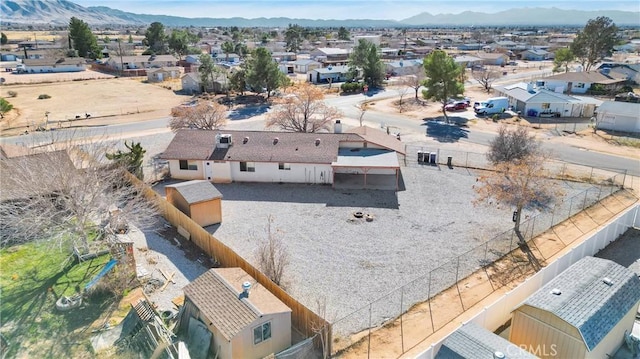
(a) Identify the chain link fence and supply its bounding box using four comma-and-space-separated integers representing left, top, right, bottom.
330, 150, 629, 357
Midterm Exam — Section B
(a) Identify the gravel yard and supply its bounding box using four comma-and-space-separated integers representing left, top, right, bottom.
149, 165, 597, 333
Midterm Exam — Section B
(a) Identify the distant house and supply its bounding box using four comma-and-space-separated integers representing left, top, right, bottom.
595, 101, 640, 134
180, 268, 292, 359
165, 180, 223, 226
598, 63, 640, 84
520, 49, 551, 61
354, 35, 381, 46
385, 59, 423, 76
160, 127, 406, 190
280, 59, 321, 74
146, 66, 182, 82
453, 55, 482, 68
457, 43, 484, 51
435, 322, 537, 359
494, 82, 600, 118
19, 57, 86, 73
310, 47, 350, 66
180, 72, 227, 94
308, 65, 349, 84
510, 256, 640, 359
538, 70, 628, 94
106, 54, 178, 71
271, 52, 297, 62
475, 52, 509, 66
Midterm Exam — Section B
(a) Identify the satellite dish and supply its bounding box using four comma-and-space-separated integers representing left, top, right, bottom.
328, 65, 333, 70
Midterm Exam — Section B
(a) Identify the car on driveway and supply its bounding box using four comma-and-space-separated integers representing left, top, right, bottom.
445, 101, 469, 111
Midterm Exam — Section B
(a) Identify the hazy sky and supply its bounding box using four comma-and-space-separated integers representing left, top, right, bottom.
73, 0, 640, 20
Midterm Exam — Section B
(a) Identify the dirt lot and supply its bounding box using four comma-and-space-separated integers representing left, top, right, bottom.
1, 77, 190, 135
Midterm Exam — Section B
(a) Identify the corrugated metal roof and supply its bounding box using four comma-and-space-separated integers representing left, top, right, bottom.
517, 256, 640, 351
332, 148, 399, 168
597, 101, 640, 118
435, 322, 538, 359
165, 180, 222, 204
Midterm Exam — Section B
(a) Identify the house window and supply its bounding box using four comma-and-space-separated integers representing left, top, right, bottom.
542, 103, 550, 109
253, 322, 272, 345
575, 83, 585, 88
278, 163, 291, 170
240, 162, 255, 172
179, 160, 198, 170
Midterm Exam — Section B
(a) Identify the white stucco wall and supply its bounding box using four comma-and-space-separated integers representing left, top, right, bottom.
544, 80, 590, 94
169, 160, 205, 180
25, 64, 85, 73
230, 162, 333, 184
597, 113, 640, 133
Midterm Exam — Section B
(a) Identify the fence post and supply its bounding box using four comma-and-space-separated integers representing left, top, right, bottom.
455, 256, 465, 311
400, 286, 404, 354
583, 189, 588, 210
428, 270, 435, 332
368, 303, 372, 359
589, 166, 594, 183
568, 197, 573, 219
623, 169, 627, 189
550, 205, 555, 227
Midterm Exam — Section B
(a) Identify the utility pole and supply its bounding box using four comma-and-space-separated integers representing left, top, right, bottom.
118, 38, 124, 77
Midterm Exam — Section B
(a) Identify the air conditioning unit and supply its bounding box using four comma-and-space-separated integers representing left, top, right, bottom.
216, 134, 232, 148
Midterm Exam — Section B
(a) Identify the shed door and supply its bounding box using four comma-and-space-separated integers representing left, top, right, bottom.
187, 317, 212, 359
204, 161, 213, 181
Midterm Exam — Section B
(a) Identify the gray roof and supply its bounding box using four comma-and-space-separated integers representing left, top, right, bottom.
596, 101, 640, 118
541, 70, 627, 84
289, 59, 320, 66
332, 148, 399, 168
165, 180, 222, 204
435, 322, 538, 359
496, 82, 581, 103
516, 256, 640, 351
161, 128, 405, 164
313, 65, 350, 74
23, 57, 86, 67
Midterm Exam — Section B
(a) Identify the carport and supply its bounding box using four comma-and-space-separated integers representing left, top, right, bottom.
331, 148, 400, 190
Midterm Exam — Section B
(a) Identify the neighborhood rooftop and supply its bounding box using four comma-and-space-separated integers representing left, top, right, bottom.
165, 180, 222, 204
517, 256, 640, 351
435, 322, 537, 359
542, 70, 627, 84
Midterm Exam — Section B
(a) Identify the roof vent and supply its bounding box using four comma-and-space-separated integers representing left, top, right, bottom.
602, 277, 613, 286
551, 288, 562, 296
273, 137, 279, 145
315, 138, 321, 146
493, 351, 505, 359
240, 281, 251, 299
243, 136, 249, 144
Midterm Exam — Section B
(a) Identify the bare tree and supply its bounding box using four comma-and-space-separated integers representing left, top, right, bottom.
169, 101, 228, 131
311, 296, 331, 359
487, 125, 541, 165
405, 67, 426, 100
0, 136, 158, 250
255, 215, 289, 287
396, 83, 411, 113
266, 83, 341, 132
357, 102, 368, 127
472, 69, 501, 93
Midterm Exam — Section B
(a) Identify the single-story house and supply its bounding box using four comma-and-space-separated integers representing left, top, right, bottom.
165, 180, 223, 226
520, 49, 551, 61
435, 322, 537, 359
181, 72, 228, 94
106, 54, 178, 71
385, 59, 423, 76
407, 46, 433, 56
215, 53, 240, 64
146, 66, 182, 82
457, 43, 484, 51
493, 40, 521, 50
271, 52, 297, 62
380, 47, 401, 60
510, 256, 640, 359
598, 63, 640, 84
475, 52, 509, 66
180, 268, 292, 359
310, 47, 349, 66
159, 126, 406, 190
278, 59, 321, 75
308, 65, 350, 84
453, 55, 482, 68
19, 57, 86, 73
354, 35, 381, 46
494, 82, 600, 118
595, 101, 640, 134
537, 70, 627, 95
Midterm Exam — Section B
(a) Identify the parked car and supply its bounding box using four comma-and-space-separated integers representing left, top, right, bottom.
445, 101, 469, 111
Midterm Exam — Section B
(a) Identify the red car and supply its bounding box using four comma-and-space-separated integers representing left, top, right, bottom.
445, 101, 469, 111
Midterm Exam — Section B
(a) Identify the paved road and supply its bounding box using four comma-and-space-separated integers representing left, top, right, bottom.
2, 85, 637, 176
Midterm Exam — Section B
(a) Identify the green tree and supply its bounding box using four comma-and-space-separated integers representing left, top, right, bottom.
245, 47, 286, 98
1, 32, 7, 45
144, 22, 168, 54
229, 69, 247, 95
68, 17, 99, 59
0, 98, 13, 118
106, 141, 146, 180
234, 42, 249, 59
553, 48, 575, 73
168, 29, 198, 59
337, 27, 350, 41
221, 41, 235, 61
570, 16, 618, 71
128, 34, 133, 44
422, 50, 465, 123
198, 53, 219, 93
284, 24, 303, 53
348, 39, 385, 88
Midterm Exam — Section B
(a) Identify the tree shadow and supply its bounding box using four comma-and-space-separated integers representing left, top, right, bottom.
422, 119, 470, 143
228, 104, 271, 121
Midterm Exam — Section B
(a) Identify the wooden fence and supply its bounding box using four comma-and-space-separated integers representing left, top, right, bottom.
129, 175, 330, 343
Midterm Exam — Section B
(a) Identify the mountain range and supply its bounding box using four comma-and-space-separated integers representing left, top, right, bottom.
2, 0, 639, 27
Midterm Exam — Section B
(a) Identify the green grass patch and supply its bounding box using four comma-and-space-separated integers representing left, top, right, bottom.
609, 137, 640, 148
0, 242, 115, 358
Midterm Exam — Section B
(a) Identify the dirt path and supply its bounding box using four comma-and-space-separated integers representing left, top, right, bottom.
334, 189, 638, 359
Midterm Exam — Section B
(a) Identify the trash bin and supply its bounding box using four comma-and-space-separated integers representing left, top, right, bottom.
447, 156, 453, 167
429, 152, 437, 164
417, 151, 424, 163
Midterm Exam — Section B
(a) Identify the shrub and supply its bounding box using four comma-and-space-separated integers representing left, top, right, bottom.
38, 94, 51, 100
492, 114, 500, 122
340, 82, 364, 93
7, 90, 17, 98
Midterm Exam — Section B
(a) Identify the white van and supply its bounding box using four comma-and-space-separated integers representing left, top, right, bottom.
474, 97, 509, 115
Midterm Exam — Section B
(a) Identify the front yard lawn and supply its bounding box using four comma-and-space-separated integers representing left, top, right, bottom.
1, 241, 115, 358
